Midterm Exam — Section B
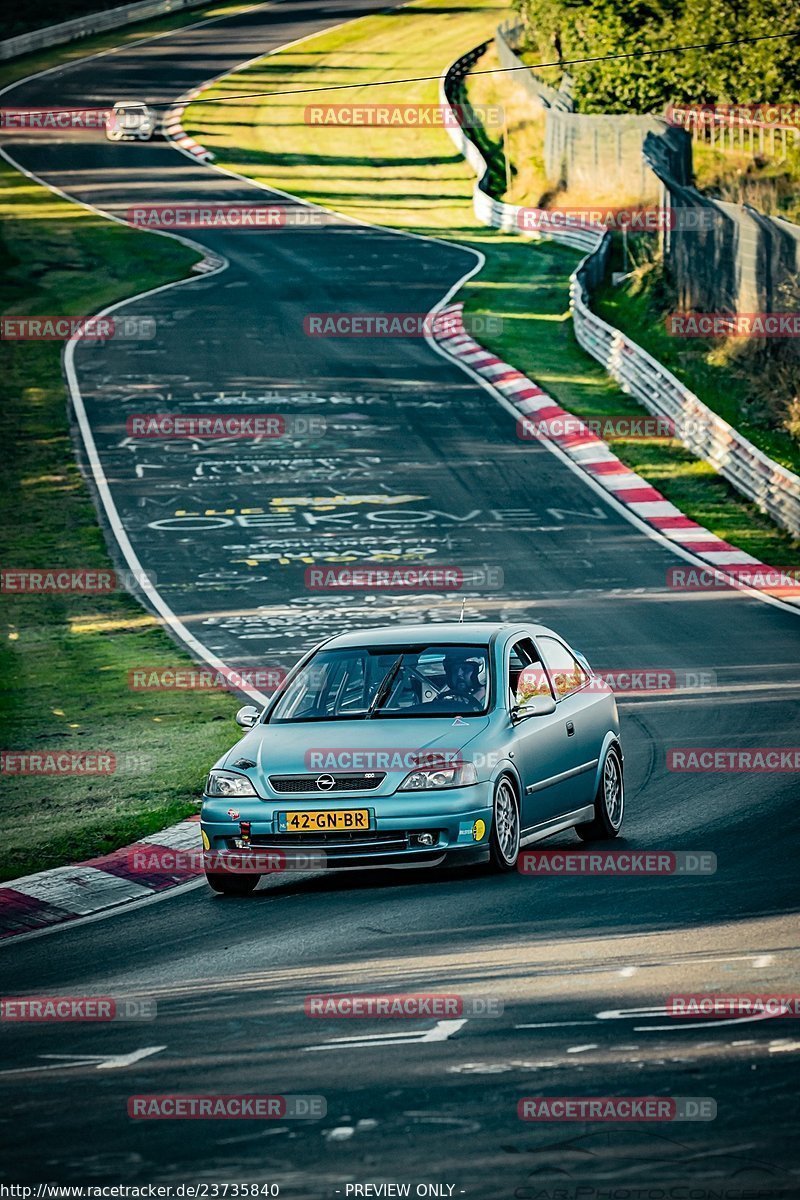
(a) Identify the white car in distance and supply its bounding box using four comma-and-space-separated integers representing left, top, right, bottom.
105, 101, 156, 141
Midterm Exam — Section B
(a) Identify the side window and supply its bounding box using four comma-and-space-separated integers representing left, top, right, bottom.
508, 638, 552, 708
537, 636, 589, 699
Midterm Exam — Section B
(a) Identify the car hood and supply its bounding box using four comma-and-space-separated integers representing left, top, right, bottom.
219, 716, 490, 789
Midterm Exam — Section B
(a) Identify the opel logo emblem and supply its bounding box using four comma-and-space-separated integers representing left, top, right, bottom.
316, 773, 336, 792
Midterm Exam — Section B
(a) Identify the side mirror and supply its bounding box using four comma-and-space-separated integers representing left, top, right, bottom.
235, 704, 261, 729
511, 694, 557, 721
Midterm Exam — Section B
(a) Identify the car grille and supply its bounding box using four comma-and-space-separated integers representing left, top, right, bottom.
252, 830, 407, 848
269, 773, 386, 793
234, 829, 441, 856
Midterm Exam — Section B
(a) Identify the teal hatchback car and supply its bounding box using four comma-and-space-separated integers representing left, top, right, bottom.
200, 623, 624, 893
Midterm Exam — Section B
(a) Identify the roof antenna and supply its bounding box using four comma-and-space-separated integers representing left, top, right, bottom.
458, 596, 466, 623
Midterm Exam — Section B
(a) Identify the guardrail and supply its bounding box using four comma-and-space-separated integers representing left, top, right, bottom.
0, 0, 212, 62
440, 44, 603, 254
440, 45, 800, 539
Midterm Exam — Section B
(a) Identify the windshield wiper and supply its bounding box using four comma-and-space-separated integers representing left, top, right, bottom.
366, 655, 404, 718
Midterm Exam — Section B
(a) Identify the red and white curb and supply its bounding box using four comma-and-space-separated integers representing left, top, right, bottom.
163, 89, 215, 162
0, 816, 203, 941
432, 304, 800, 607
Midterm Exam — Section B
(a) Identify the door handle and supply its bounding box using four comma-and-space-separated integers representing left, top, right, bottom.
566, 721, 575, 736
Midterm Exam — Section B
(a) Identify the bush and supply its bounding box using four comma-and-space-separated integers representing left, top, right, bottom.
513, 0, 800, 115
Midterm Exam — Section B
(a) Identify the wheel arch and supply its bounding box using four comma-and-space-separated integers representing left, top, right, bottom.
489, 759, 523, 803
591, 733, 624, 796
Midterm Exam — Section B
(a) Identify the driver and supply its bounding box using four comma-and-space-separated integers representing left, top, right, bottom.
441, 651, 486, 707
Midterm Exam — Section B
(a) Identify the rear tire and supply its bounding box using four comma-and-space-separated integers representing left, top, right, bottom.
489, 776, 520, 871
575, 745, 624, 841
205, 872, 259, 896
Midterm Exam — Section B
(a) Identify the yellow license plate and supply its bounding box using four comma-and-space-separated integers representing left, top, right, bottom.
278, 809, 370, 832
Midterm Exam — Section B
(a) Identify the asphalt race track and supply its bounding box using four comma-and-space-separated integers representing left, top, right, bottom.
1, 1, 800, 1194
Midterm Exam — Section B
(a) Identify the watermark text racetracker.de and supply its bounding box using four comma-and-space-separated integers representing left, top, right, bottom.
128, 847, 327, 875
127, 1095, 326, 1119
667, 748, 800, 772
516, 664, 716, 694
518, 414, 681, 441
667, 993, 800, 1017
305, 993, 502, 1017
1, 750, 154, 777
1, 996, 156, 1021
666, 101, 800, 128
1, 568, 154, 594
517, 205, 720, 233
304, 747, 467, 771
518, 850, 716, 876
126, 204, 329, 229
1, 316, 155, 340
2, 750, 115, 776
0, 106, 111, 129
667, 565, 800, 596
128, 666, 286, 692
303, 312, 502, 338
517, 1096, 716, 1122
304, 102, 504, 128
667, 312, 800, 338
304, 564, 503, 591
125, 414, 326, 439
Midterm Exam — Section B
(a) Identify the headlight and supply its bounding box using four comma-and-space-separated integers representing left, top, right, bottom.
205, 770, 257, 798
398, 761, 478, 790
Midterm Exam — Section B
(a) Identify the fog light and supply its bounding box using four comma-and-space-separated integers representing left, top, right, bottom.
414, 833, 435, 847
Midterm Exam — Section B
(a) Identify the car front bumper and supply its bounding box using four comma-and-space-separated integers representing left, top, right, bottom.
200, 782, 493, 871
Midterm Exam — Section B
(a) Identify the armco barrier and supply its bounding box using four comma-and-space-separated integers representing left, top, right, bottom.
440, 44, 602, 255
440, 45, 800, 540
0, 0, 213, 61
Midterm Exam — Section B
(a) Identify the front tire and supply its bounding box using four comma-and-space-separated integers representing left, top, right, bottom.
205, 872, 259, 896
489, 776, 520, 871
575, 745, 624, 841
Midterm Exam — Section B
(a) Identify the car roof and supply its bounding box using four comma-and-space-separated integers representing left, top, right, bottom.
114, 101, 147, 107
322, 622, 555, 649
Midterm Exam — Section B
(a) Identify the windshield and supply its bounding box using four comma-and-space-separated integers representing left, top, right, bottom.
268, 644, 491, 722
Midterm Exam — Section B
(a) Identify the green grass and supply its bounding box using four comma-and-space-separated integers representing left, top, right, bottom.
186, 0, 508, 234
0, 0, 268, 882
184, 0, 800, 569
460, 237, 800, 567
692, 140, 800, 224
592, 262, 800, 479
0, 165, 235, 882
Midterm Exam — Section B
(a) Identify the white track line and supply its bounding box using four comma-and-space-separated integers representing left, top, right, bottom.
0, 2, 305, 706
168, 28, 799, 619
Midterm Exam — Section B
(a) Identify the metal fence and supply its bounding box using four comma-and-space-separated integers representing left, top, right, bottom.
495, 20, 572, 113
495, 20, 685, 202
666, 105, 800, 164
645, 132, 800, 323
0, 0, 212, 61
441, 45, 800, 540
441, 44, 603, 254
